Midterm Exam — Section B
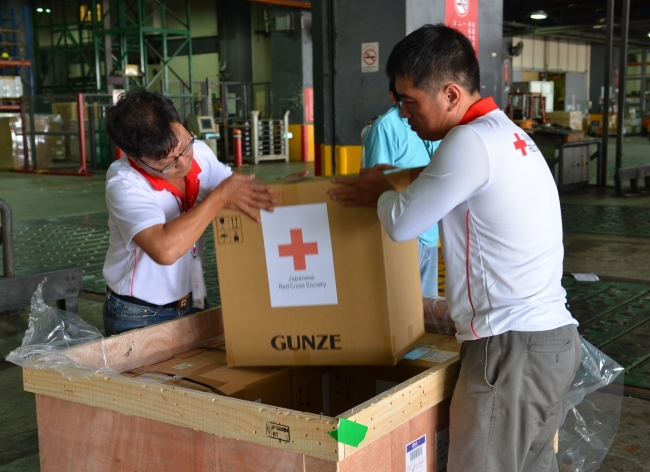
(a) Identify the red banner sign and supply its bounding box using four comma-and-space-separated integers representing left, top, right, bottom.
445, 0, 479, 57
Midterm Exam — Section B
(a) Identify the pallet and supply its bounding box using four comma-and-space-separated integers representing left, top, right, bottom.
23, 308, 459, 471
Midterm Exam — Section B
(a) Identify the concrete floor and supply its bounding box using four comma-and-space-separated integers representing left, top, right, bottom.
2, 139, 650, 471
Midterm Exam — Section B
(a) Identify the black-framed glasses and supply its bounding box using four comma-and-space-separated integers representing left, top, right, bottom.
139, 135, 195, 174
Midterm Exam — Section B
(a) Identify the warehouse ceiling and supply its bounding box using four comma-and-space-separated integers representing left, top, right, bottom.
503, 0, 650, 47
245, 0, 650, 48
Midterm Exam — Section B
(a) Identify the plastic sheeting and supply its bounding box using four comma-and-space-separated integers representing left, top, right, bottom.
423, 296, 456, 336
5, 279, 118, 380
558, 337, 625, 472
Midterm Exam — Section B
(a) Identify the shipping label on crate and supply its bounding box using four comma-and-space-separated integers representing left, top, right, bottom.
266, 422, 291, 443
260, 203, 338, 307
406, 434, 427, 472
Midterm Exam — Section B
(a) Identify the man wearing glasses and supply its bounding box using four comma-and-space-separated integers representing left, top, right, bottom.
102, 89, 276, 335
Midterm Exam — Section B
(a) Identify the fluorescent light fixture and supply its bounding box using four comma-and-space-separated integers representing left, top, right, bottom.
530, 10, 548, 20
648, 32, 650, 37
45, 8, 51, 13
36, 7, 43, 12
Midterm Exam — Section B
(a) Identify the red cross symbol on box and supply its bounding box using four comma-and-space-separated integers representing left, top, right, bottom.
278, 229, 319, 271
513, 133, 528, 156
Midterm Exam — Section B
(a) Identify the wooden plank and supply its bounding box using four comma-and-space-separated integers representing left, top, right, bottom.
63, 308, 226, 373
341, 359, 459, 459
36, 395, 324, 472
25, 368, 341, 462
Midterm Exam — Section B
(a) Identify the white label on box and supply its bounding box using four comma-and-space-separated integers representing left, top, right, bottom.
406, 434, 426, 472
136, 373, 173, 384
420, 350, 458, 363
435, 428, 449, 472
261, 204, 338, 307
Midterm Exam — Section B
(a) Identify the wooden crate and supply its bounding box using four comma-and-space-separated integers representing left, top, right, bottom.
23, 308, 459, 471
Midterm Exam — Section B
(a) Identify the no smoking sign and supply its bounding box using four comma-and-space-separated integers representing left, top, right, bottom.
361, 42, 379, 73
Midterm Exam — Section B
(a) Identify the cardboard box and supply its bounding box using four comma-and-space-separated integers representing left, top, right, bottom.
293, 367, 331, 415
546, 111, 583, 130
197, 364, 293, 407
132, 347, 293, 408
51, 102, 98, 129
213, 177, 424, 367
0, 116, 20, 169
139, 348, 226, 377
331, 333, 460, 416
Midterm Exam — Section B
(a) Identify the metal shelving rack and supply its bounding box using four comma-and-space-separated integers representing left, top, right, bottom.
32, 1, 98, 93
33, 0, 192, 96
0, 7, 33, 102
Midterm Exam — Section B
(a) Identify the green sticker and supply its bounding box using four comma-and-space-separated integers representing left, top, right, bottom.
328, 418, 369, 447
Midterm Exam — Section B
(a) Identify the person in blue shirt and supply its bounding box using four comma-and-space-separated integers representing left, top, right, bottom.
362, 81, 441, 296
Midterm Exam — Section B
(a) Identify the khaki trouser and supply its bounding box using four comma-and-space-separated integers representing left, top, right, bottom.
448, 324, 580, 472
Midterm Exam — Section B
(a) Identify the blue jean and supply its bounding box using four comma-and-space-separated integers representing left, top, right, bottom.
418, 239, 439, 297
103, 290, 206, 336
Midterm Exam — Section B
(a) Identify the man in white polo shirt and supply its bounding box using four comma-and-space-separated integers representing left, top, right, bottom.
330, 24, 579, 472
103, 89, 275, 336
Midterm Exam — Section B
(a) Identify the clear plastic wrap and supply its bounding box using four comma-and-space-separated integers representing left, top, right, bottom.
423, 296, 456, 336
558, 337, 625, 472
5, 279, 118, 380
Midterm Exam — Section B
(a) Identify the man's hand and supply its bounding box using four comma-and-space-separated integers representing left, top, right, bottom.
372, 164, 398, 172
215, 173, 276, 222
285, 170, 310, 180
328, 167, 397, 208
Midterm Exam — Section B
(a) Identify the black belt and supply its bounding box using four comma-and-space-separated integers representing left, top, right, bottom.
107, 287, 191, 310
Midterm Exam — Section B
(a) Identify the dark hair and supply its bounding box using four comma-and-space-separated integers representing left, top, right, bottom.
386, 23, 480, 95
388, 80, 401, 102
105, 89, 182, 161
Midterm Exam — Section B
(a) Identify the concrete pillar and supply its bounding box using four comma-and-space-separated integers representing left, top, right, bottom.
640, 48, 647, 115
269, 7, 314, 162
312, 0, 503, 176
217, 0, 253, 83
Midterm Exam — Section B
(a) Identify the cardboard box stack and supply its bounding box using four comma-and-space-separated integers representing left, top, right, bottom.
0, 76, 22, 98
0, 114, 64, 170
213, 176, 425, 367
171, 170, 461, 466
546, 111, 583, 130
127, 333, 460, 418
51, 103, 97, 162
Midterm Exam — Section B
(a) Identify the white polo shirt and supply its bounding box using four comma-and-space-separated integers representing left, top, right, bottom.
377, 97, 577, 342
103, 140, 232, 305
